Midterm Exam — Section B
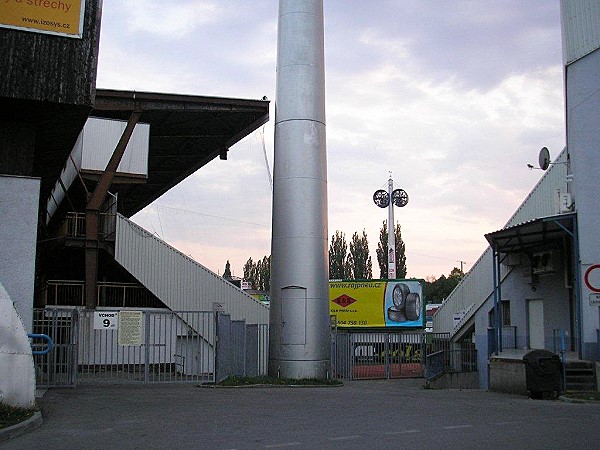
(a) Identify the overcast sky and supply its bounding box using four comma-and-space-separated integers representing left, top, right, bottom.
96, 0, 566, 280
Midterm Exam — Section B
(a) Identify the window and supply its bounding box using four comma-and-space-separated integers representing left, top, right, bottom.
501, 300, 511, 326
489, 301, 511, 327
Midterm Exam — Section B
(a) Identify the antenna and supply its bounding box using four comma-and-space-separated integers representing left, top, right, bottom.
527, 146, 552, 171
538, 147, 550, 171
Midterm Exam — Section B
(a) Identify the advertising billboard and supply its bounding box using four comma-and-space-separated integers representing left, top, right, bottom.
330, 280, 424, 328
0, 0, 86, 38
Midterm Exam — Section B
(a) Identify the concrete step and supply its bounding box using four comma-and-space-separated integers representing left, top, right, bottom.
565, 383, 596, 391
565, 361, 596, 391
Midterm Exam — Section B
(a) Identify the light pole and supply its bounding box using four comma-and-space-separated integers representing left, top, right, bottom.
373, 174, 408, 279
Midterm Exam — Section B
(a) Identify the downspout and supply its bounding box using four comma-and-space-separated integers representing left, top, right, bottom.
492, 247, 500, 356
572, 215, 582, 359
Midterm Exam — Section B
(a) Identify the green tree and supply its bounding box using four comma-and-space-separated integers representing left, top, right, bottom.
329, 230, 351, 279
348, 229, 372, 280
223, 260, 232, 279
243, 257, 256, 289
423, 267, 464, 303
243, 255, 271, 291
257, 255, 271, 291
376, 220, 407, 279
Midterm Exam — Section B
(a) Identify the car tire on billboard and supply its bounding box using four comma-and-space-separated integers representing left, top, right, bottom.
392, 283, 409, 308
405, 292, 421, 321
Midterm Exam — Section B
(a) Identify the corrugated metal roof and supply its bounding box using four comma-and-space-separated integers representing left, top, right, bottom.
561, 0, 600, 65
485, 213, 576, 253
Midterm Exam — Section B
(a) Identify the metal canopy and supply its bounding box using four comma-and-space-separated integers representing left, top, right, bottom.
485, 213, 576, 254
2, 89, 269, 220
90, 89, 270, 218
486, 212, 580, 358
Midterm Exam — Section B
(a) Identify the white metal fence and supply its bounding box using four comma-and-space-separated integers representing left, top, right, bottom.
33, 308, 268, 386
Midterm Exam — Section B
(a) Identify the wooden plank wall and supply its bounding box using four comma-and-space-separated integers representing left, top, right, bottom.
0, 0, 103, 107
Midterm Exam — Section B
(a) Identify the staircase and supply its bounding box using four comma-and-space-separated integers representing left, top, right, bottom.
565, 361, 596, 392
114, 214, 269, 325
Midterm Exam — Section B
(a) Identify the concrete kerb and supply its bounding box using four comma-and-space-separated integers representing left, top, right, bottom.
558, 395, 600, 404
199, 382, 345, 389
0, 411, 43, 443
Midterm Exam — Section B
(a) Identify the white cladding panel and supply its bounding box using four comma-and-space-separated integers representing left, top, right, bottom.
0, 175, 40, 332
81, 118, 149, 175
433, 149, 568, 335
561, 0, 600, 65
115, 215, 269, 325
46, 132, 83, 221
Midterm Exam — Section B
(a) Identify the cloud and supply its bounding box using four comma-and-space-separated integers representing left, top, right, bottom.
116, 0, 224, 38
98, 0, 565, 280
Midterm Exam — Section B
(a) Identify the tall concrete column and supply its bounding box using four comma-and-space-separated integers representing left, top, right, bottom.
269, 0, 330, 379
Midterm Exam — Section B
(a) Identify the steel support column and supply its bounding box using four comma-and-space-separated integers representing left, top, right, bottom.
85, 111, 141, 309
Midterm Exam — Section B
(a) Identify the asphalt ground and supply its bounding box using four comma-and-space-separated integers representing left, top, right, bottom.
3, 379, 600, 450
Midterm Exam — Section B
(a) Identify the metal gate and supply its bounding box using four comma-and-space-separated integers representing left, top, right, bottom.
331, 330, 450, 380
32, 308, 227, 386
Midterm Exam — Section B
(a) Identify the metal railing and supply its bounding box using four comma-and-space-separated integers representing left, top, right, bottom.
60, 209, 116, 241
28, 333, 54, 355
425, 349, 478, 381
98, 282, 162, 308
76, 309, 216, 384
502, 326, 517, 349
44, 280, 85, 306
64, 212, 86, 237
44, 280, 161, 308
32, 308, 267, 386
552, 328, 572, 354
331, 331, 450, 380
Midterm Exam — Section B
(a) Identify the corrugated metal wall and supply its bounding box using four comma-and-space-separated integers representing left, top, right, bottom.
115, 214, 269, 325
505, 148, 568, 227
0, 0, 101, 105
561, 0, 600, 65
433, 149, 569, 335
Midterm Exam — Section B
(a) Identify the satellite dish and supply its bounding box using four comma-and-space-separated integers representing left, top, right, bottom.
392, 189, 409, 207
373, 189, 389, 208
538, 147, 550, 171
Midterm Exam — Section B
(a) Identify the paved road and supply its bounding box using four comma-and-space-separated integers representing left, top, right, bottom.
3, 379, 600, 449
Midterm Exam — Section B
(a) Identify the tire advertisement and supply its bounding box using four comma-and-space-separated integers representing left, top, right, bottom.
330, 280, 424, 328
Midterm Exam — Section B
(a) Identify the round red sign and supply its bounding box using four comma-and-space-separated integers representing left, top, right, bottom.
584, 264, 600, 293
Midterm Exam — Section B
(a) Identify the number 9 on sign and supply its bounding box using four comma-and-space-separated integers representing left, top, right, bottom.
93, 311, 119, 330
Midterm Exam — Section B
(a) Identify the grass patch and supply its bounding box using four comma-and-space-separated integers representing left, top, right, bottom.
0, 403, 35, 430
216, 375, 342, 387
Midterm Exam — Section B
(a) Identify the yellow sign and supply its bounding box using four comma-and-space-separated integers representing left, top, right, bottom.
330, 280, 424, 328
0, 0, 86, 38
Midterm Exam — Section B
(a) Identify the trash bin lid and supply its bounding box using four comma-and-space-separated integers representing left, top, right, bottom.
523, 349, 560, 363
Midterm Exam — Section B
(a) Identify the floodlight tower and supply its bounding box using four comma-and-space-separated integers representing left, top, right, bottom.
269, 0, 330, 379
373, 174, 409, 279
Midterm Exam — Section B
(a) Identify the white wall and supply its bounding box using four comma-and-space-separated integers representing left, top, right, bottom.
567, 47, 600, 359
0, 175, 40, 332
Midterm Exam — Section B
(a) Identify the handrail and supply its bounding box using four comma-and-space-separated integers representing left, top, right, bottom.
425, 348, 478, 381
28, 333, 54, 355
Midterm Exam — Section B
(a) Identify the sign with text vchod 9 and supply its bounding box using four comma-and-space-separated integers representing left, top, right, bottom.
0, 0, 86, 38
330, 280, 424, 328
